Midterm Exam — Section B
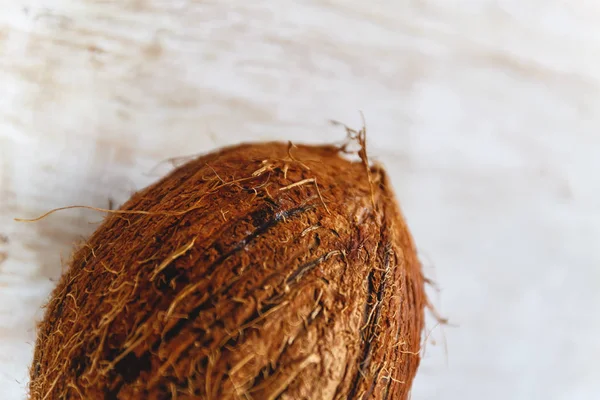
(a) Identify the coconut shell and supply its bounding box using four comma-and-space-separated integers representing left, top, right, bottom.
30, 142, 425, 400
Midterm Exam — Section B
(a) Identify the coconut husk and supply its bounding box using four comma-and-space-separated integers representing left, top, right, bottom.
29, 140, 425, 399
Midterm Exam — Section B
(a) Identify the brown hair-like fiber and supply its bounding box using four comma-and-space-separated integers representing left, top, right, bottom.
29, 141, 425, 399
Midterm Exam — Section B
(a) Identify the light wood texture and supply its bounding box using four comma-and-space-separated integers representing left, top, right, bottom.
1, 1, 599, 399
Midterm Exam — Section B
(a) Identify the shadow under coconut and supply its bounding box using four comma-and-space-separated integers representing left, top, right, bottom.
24, 210, 99, 282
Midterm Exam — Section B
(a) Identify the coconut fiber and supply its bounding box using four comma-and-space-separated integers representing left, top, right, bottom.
29, 140, 425, 399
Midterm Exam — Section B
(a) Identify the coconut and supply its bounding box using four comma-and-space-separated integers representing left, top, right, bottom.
29, 139, 425, 399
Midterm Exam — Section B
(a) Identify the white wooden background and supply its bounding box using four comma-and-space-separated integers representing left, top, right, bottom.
1, 1, 599, 399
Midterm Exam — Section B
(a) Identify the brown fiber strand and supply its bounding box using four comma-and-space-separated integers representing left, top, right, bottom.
29, 141, 425, 400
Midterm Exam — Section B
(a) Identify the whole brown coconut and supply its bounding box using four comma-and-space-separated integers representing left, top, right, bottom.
30, 140, 425, 400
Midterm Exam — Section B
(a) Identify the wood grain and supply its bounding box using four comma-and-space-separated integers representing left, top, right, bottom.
1, 1, 599, 399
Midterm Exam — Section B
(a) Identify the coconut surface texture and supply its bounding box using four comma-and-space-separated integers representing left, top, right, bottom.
30, 142, 425, 400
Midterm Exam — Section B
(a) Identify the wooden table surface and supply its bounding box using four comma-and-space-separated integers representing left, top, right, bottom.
1, 1, 599, 399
